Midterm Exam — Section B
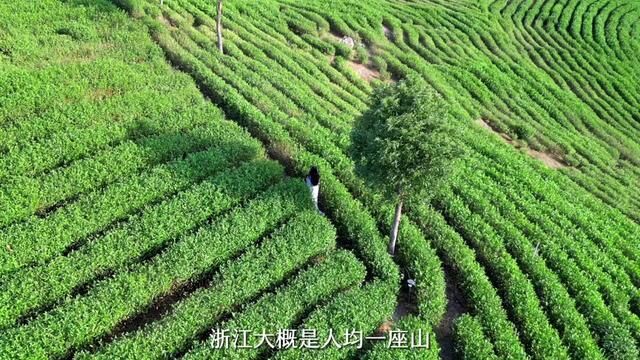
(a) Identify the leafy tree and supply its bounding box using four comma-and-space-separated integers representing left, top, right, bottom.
350, 76, 463, 254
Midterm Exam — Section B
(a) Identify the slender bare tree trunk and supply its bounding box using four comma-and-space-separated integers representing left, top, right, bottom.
389, 199, 403, 255
160, 0, 163, 6
216, 0, 224, 54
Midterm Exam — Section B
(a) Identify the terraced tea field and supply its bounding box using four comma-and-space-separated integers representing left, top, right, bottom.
1, 0, 639, 359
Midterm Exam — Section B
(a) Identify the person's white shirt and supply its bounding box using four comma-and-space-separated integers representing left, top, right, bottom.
305, 176, 320, 210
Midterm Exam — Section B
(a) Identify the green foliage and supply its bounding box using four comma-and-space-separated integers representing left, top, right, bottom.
0, 122, 259, 228
79, 210, 338, 359
334, 42, 353, 58
0, 143, 263, 276
285, 11, 319, 36
3, 1, 640, 360
0, 160, 282, 329
362, 316, 440, 360
453, 315, 499, 360
111, 0, 144, 18
301, 33, 335, 55
355, 45, 369, 64
411, 205, 528, 360
54, 24, 97, 41
272, 280, 397, 360
513, 123, 535, 141
436, 189, 573, 359
453, 160, 636, 359
0, 180, 313, 359
0, 3, 396, 360
350, 76, 463, 202
182, 250, 366, 360
394, 217, 446, 328
371, 55, 390, 79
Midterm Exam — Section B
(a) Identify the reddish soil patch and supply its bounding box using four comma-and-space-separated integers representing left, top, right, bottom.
475, 119, 567, 169
525, 148, 566, 169
346, 60, 380, 81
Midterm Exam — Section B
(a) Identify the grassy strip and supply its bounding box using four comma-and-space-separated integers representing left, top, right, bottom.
0, 179, 310, 359
481, 163, 640, 290
0, 79, 219, 154
394, 221, 446, 328
0, 159, 281, 329
374, 205, 446, 327
0, 95, 217, 181
452, 314, 500, 360
0, 121, 251, 227
176, 0, 367, 112
220, 3, 371, 103
181, 250, 366, 360
466, 128, 640, 267
357, 203, 447, 360
167, 24, 351, 157
0, 141, 262, 275
467, 132, 640, 282
147, 4, 438, 316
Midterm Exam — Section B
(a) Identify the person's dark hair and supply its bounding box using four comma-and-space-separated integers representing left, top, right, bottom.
308, 166, 320, 186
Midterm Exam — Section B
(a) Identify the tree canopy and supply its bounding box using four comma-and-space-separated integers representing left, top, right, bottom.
350, 76, 463, 203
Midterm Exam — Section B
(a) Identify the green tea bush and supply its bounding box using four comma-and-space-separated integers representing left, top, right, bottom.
355, 45, 369, 64
175, 250, 365, 360
80, 210, 338, 359
55, 23, 97, 41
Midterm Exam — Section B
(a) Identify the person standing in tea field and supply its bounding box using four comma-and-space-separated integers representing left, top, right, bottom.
305, 167, 321, 213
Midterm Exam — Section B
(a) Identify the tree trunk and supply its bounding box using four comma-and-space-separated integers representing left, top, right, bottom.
216, 0, 223, 54
389, 199, 403, 255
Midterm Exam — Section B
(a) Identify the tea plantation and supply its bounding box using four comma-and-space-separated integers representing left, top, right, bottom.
0, 0, 639, 359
